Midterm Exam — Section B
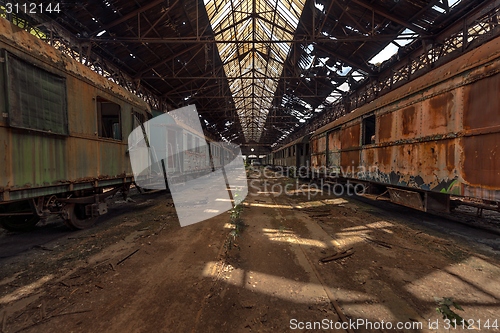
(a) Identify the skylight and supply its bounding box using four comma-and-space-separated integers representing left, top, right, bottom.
205, 0, 305, 142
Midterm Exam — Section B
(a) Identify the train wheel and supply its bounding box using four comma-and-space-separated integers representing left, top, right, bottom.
0, 201, 40, 231
64, 203, 98, 230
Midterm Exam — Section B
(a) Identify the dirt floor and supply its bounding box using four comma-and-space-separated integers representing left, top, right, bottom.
1, 169, 500, 332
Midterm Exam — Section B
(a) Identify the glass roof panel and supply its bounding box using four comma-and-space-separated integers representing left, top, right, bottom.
205, 0, 305, 141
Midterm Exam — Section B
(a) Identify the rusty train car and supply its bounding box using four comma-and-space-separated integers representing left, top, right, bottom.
0, 18, 155, 230
0, 18, 236, 231
269, 35, 500, 212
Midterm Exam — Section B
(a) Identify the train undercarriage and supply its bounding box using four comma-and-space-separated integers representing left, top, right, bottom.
0, 184, 131, 231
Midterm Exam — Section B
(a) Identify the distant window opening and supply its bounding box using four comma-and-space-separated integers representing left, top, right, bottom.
97, 97, 121, 140
363, 115, 376, 145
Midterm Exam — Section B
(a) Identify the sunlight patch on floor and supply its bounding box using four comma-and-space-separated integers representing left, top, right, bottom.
262, 228, 328, 248
0, 274, 54, 304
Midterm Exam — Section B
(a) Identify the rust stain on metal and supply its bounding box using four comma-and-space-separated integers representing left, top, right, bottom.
378, 112, 393, 142
428, 92, 453, 130
401, 106, 417, 136
328, 130, 341, 151
363, 148, 375, 166
462, 133, 500, 188
378, 146, 392, 169
340, 124, 360, 149
446, 140, 455, 174
341, 150, 360, 171
464, 72, 500, 130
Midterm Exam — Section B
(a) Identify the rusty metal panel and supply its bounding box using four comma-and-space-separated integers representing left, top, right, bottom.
99, 141, 129, 178
340, 150, 360, 175
388, 187, 425, 211
0, 127, 10, 190
328, 130, 340, 150
311, 154, 326, 170
0, 51, 6, 127
66, 138, 99, 181
327, 130, 341, 169
310, 136, 319, 155
421, 92, 456, 136
10, 131, 67, 189
377, 146, 393, 174
378, 112, 393, 143
317, 135, 326, 152
361, 147, 376, 168
400, 105, 420, 139
67, 77, 98, 136
341, 123, 360, 149
462, 133, 500, 189
463, 72, 500, 130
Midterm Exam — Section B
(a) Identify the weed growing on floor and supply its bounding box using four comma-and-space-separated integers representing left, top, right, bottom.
435, 297, 465, 327
225, 194, 246, 251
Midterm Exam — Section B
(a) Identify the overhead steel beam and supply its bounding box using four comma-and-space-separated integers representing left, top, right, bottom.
82, 34, 419, 44
350, 0, 429, 35
313, 44, 374, 75
90, 0, 169, 36
134, 44, 203, 79
142, 75, 367, 79
141, 0, 181, 38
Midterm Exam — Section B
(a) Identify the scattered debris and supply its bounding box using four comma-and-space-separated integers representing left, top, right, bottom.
320, 248, 354, 263
363, 236, 392, 249
32, 245, 54, 252
309, 213, 331, 218
117, 249, 140, 265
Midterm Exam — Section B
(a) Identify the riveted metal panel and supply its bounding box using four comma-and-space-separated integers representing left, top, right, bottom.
341, 123, 360, 149
463, 71, 500, 131
378, 112, 394, 143
10, 130, 67, 189
421, 92, 455, 136
400, 106, 419, 139
462, 133, 500, 189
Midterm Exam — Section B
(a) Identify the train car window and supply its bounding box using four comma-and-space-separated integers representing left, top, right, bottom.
363, 115, 376, 145
5, 53, 68, 135
195, 137, 200, 153
97, 97, 121, 140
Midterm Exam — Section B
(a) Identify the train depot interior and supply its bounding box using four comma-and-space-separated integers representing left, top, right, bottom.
1, 0, 500, 332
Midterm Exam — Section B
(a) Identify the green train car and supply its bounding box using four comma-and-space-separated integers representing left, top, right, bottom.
0, 18, 152, 230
